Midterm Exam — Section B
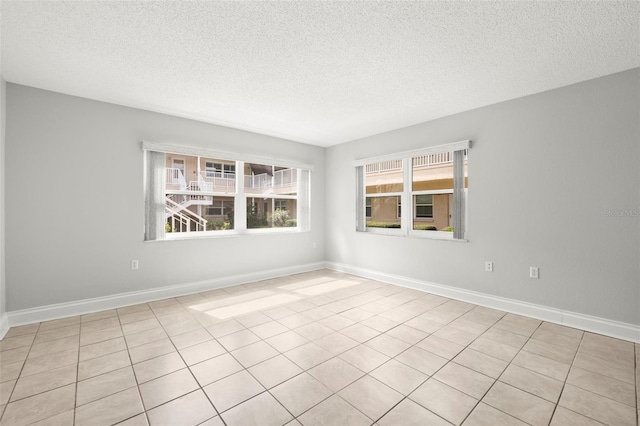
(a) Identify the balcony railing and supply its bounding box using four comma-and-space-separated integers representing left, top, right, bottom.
366, 152, 463, 175
167, 168, 296, 192
245, 169, 297, 190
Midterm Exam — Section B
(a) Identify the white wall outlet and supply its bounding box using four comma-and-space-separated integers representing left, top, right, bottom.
131, 260, 139, 270
529, 266, 539, 279
485, 261, 493, 272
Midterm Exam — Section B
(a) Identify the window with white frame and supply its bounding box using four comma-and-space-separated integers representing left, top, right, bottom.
143, 142, 311, 240
355, 140, 469, 240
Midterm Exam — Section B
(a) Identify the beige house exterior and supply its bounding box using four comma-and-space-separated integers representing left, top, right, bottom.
165, 154, 297, 232
366, 153, 467, 231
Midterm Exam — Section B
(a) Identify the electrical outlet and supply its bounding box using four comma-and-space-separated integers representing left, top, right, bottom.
131, 260, 139, 270
485, 261, 493, 272
529, 266, 539, 279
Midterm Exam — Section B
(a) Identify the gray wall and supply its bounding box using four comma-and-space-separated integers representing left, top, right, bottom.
325, 69, 640, 325
0, 78, 6, 321
5, 84, 325, 311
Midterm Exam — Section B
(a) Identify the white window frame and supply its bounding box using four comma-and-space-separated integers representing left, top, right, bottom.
354, 140, 469, 241
143, 141, 312, 241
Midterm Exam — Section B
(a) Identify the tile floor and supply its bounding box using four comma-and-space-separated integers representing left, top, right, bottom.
0, 269, 638, 426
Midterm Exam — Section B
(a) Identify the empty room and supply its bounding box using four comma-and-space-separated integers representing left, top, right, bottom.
0, 1, 638, 426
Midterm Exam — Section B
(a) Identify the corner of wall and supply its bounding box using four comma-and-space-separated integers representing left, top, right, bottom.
0, 77, 7, 338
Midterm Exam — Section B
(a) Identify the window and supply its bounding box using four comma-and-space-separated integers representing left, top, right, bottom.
143, 142, 311, 240
414, 194, 433, 218
355, 140, 469, 240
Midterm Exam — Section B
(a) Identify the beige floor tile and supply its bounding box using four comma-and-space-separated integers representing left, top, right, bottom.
549, 406, 607, 426
580, 332, 634, 362
0, 346, 29, 365
76, 366, 137, 406
122, 318, 162, 336
189, 353, 243, 386
339, 344, 389, 372
80, 316, 121, 333
416, 334, 465, 360
76, 387, 143, 426
512, 350, 571, 381
558, 384, 636, 426
248, 354, 303, 389
80, 325, 124, 346
379, 398, 453, 426
198, 416, 224, 426
21, 348, 78, 378
298, 394, 372, 426
468, 335, 519, 362
262, 306, 297, 320
271, 372, 333, 416
128, 338, 176, 364
433, 362, 494, 400
493, 314, 541, 337
463, 402, 528, 426
308, 357, 365, 392
217, 329, 261, 351
410, 378, 478, 425
499, 364, 564, 403
365, 333, 411, 357
206, 320, 245, 338
404, 316, 445, 334
285, 342, 334, 370
29, 409, 75, 426
78, 336, 127, 362
139, 368, 199, 409
235, 312, 272, 328
169, 327, 212, 350
203, 370, 265, 412
432, 326, 479, 347
294, 322, 335, 341
78, 349, 131, 381
449, 318, 491, 336
521, 338, 577, 364
481, 327, 528, 349
340, 308, 375, 323
531, 328, 581, 351
34, 324, 79, 343
249, 320, 289, 339
370, 359, 428, 395
395, 346, 448, 376
0, 384, 75, 426
360, 315, 399, 333
318, 314, 356, 331
231, 340, 279, 368
482, 382, 555, 426
29, 335, 80, 359
340, 323, 380, 343
10, 364, 76, 402
164, 319, 205, 338
81, 309, 118, 323
220, 392, 293, 426
118, 309, 155, 325
0, 360, 23, 382
384, 324, 428, 345
278, 312, 315, 329
117, 303, 152, 316
265, 330, 309, 352
572, 350, 635, 384
179, 339, 226, 366
0, 380, 15, 405
39, 317, 80, 332
3, 324, 39, 339
0, 333, 36, 351
313, 332, 359, 355
537, 322, 583, 339
339, 375, 403, 421
133, 352, 186, 384
567, 366, 636, 407
124, 327, 168, 348
118, 413, 150, 426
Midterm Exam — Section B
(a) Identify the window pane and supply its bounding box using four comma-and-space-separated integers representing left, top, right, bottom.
366, 196, 401, 228
166, 195, 235, 233
365, 160, 403, 194
247, 197, 298, 229
412, 153, 453, 231
199, 157, 236, 193
245, 163, 298, 196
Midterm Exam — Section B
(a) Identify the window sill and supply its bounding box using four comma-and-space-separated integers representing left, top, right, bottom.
147, 227, 304, 242
361, 228, 468, 242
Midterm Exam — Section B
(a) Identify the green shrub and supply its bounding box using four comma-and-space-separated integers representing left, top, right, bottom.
165, 222, 172, 233
206, 220, 231, 231
366, 221, 401, 228
285, 219, 297, 227
272, 209, 290, 227
441, 226, 454, 232
414, 225, 437, 231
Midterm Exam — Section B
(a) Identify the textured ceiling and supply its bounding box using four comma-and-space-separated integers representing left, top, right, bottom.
1, 1, 638, 147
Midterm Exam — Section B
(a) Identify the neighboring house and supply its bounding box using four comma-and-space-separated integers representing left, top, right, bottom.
365, 152, 468, 230
165, 154, 298, 232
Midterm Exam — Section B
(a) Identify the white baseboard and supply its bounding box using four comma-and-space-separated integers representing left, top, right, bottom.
6, 262, 326, 329
327, 262, 640, 343
0, 312, 8, 340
